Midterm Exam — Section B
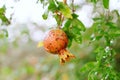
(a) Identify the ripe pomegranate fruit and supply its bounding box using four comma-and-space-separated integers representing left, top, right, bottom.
43, 29, 75, 64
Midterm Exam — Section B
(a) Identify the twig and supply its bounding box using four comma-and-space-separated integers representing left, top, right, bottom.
72, 0, 75, 12
63, 0, 67, 4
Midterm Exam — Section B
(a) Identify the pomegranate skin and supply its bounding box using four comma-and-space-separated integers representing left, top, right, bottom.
43, 29, 68, 54
43, 29, 75, 64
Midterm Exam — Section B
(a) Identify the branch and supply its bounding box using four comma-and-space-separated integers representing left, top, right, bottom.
63, 0, 67, 4
72, 0, 75, 12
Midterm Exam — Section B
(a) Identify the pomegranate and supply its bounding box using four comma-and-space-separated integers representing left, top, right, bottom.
43, 29, 75, 64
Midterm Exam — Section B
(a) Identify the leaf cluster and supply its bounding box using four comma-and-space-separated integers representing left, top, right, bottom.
42, 0, 72, 21
0, 6, 10, 25
80, 0, 120, 79
63, 13, 85, 47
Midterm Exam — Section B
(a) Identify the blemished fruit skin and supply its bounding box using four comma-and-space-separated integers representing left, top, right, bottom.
43, 29, 75, 64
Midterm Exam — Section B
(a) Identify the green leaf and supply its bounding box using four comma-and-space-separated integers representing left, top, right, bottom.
74, 35, 82, 43
40, 0, 44, 3
70, 26, 81, 35
63, 19, 72, 31
69, 27, 82, 43
72, 13, 79, 18
88, 69, 98, 80
95, 35, 103, 40
0, 6, 10, 25
106, 22, 118, 28
63, 17, 85, 45
63, 19, 73, 47
58, 2, 72, 19
42, 10, 49, 20
91, 0, 98, 3
67, 37, 73, 47
72, 18, 86, 31
103, 0, 109, 9
110, 29, 120, 37
63, 15, 85, 46
106, 22, 120, 37
0, 6, 6, 14
0, 15, 10, 24
93, 17, 103, 21
48, 0, 58, 12
80, 62, 96, 72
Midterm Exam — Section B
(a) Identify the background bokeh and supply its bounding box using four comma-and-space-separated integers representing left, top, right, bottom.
0, 0, 120, 80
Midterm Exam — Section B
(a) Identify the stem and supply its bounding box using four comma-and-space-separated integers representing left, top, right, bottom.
59, 13, 62, 29
106, 10, 110, 22
57, 0, 68, 29
72, 0, 75, 13
63, 0, 67, 4
57, 0, 67, 29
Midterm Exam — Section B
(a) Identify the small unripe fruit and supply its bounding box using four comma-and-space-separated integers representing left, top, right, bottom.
43, 29, 75, 64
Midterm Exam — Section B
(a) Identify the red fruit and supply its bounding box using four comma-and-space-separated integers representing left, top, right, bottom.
43, 29, 75, 64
